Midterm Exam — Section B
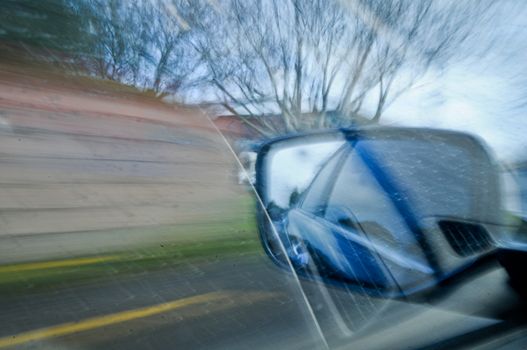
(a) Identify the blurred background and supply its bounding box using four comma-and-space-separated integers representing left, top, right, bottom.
1, 1, 527, 349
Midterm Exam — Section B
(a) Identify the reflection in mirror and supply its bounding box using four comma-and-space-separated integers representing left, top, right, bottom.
281, 138, 435, 294
256, 128, 524, 298
257, 133, 345, 270
265, 140, 344, 210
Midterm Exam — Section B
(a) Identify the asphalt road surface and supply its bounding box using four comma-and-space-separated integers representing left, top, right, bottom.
1, 255, 527, 350
1, 66, 527, 350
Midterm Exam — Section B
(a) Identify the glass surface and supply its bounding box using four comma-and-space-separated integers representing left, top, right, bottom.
266, 140, 344, 209
1, 0, 527, 349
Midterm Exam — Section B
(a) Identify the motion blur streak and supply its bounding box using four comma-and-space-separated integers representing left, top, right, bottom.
0, 291, 277, 349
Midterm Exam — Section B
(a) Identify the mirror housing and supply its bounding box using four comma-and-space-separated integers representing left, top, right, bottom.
255, 127, 508, 297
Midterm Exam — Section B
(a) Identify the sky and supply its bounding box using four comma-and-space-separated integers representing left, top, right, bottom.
376, 63, 526, 163
196, 0, 527, 164
370, 1, 527, 163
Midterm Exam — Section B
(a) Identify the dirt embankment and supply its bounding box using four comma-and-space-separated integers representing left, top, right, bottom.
0, 63, 246, 263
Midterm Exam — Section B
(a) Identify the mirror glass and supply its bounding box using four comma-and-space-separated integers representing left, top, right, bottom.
256, 129, 505, 296
265, 140, 345, 209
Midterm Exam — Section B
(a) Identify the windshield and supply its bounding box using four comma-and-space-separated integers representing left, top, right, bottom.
1, 1, 527, 349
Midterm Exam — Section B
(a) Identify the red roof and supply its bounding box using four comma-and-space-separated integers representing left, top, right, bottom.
213, 115, 261, 138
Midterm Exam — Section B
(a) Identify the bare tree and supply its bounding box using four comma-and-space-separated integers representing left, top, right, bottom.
145, 1, 201, 95
78, 0, 200, 96
48, 0, 493, 130
187, 0, 494, 136
81, 1, 144, 82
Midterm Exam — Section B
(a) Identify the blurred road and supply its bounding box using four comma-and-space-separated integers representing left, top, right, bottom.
0, 256, 324, 350
1, 67, 527, 350
1, 254, 526, 350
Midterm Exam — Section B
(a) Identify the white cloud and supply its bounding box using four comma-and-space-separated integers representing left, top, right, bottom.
372, 63, 527, 162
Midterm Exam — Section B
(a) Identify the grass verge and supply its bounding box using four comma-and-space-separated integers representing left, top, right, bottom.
0, 196, 262, 296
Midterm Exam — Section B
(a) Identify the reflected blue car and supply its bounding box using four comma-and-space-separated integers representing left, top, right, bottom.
259, 129, 506, 297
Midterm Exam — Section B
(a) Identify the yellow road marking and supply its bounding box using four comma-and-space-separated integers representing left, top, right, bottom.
0, 291, 274, 348
0, 256, 118, 274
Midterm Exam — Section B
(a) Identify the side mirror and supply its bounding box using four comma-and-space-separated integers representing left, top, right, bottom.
255, 131, 346, 268
255, 127, 505, 297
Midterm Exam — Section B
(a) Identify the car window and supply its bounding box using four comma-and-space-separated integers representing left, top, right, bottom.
300, 145, 347, 215
266, 140, 345, 209
2, 0, 527, 349
325, 143, 418, 247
